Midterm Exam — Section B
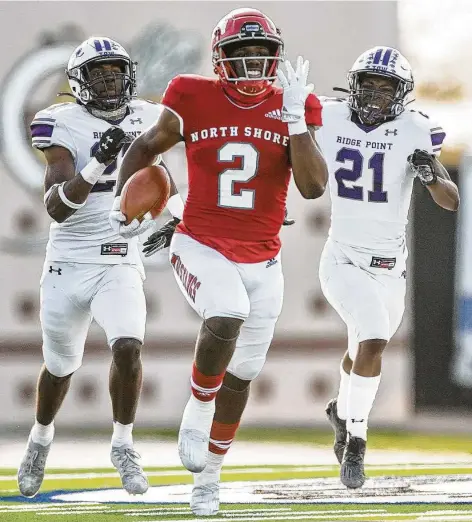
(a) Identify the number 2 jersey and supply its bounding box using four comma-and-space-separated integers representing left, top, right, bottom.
316, 98, 446, 252
161, 75, 322, 263
31, 100, 163, 264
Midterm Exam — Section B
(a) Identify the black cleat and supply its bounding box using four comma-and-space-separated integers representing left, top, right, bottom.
325, 398, 347, 464
341, 434, 366, 489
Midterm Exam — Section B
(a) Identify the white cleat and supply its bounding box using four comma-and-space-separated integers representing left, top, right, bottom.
17, 436, 51, 498
191, 482, 220, 516
111, 445, 149, 495
178, 429, 209, 473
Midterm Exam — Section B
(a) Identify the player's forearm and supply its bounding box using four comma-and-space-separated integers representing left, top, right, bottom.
290, 133, 328, 199
115, 133, 158, 196
44, 160, 104, 223
426, 177, 460, 211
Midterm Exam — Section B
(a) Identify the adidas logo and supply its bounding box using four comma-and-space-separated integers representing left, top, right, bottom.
265, 109, 282, 120
266, 257, 278, 268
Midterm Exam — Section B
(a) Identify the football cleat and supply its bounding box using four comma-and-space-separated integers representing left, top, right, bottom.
325, 398, 347, 464
340, 434, 366, 489
111, 445, 149, 495
178, 429, 209, 473
17, 436, 51, 497
191, 481, 220, 516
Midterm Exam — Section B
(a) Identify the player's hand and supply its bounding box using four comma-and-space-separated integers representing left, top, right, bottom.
142, 217, 181, 257
283, 208, 295, 226
408, 149, 437, 186
94, 126, 130, 165
109, 196, 156, 239
277, 56, 314, 124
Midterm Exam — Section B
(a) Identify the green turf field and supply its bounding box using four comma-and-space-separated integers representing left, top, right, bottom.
1, 429, 472, 521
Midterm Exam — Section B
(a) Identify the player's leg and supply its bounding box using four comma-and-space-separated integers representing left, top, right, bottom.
170, 233, 250, 473
320, 243, 392, 488
191, 254, 284, 516
90, 264, 148, 494
18, 263, 91, 497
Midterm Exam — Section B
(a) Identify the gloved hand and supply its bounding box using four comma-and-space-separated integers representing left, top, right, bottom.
277, 56, 314, 127
94, 126, 130, 165
408, 149, 437, 186
142, 217, 181, 257
109, 196, 156, 239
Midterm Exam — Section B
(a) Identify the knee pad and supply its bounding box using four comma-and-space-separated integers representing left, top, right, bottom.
42, 343, 83, 378
227, 344, 269, 381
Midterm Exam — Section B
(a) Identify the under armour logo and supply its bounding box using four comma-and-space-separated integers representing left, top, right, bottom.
130, 118, 143, 125
49, 265, 62, 275
385, 129, 398, 136
102, 136, 113, 150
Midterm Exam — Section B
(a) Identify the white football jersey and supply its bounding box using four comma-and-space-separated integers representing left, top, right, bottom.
31, 100, 163, 264
316, 98, 445, 252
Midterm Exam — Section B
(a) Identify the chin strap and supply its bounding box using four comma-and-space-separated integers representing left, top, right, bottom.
222, 82, 274, 107
88, 105, 128, 122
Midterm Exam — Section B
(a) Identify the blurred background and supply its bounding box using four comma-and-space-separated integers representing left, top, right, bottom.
0, 0, 470, 436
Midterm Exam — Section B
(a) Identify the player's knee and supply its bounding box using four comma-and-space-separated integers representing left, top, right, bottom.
357, 339, 388, 360
45, 367, 73, 384
204, 317, 244, 342
223, 371, 251, 392
227, 353, 267, 381
112, 338, 142, 373
43, 347, 83, 378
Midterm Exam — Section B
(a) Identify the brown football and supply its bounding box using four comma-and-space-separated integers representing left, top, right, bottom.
120, 165, 171, 224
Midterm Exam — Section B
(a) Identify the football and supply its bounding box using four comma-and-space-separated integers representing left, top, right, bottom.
120, 165, 171, 224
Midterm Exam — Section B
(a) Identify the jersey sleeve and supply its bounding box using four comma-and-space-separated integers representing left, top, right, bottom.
161, 75, 187, 136
30, 108, 78, 161
411, 110, 446, 157
305, 93, 323, 127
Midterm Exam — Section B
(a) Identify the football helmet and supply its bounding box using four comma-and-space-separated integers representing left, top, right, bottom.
212, 8, 284, 99
66, 37, 136, 118
348, 46, 414, 125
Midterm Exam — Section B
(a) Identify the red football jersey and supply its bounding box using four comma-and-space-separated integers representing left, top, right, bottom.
162, 75, 322, 263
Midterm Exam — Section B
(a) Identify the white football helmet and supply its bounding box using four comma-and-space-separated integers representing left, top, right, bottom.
347, 46, 414, 124
67, 37, 136, 116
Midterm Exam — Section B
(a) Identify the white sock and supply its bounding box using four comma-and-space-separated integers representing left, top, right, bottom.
111, 421, 133, 448
336, 364, 350, 420
181, 395, 216, 436
194, 451, 224, 486
30, 420, 55, 447
346, 372, 381, 441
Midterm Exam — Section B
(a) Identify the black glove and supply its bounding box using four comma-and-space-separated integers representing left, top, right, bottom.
408, 149, 437, 186
94, 126, 130, 164
142, 217, 181, 257
283, 208, 295, 226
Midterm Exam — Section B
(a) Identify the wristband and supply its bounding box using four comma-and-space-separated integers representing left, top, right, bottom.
58, 182, 86, 209
166, 194, 184, 220
80, 157, 106, 185
288, 119, 308, 135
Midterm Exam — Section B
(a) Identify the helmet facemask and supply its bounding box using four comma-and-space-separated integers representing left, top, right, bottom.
68, 57, 136, 119
348, 72, 411, 126
216, 39, 282, 95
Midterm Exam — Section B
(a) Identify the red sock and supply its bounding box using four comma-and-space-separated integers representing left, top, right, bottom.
209, 420, 240, 455
191, 363, 225, 402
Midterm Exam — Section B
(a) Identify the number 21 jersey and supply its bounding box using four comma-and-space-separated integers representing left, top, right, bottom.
162, 75, 322, 263
316, 98, 445, 252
